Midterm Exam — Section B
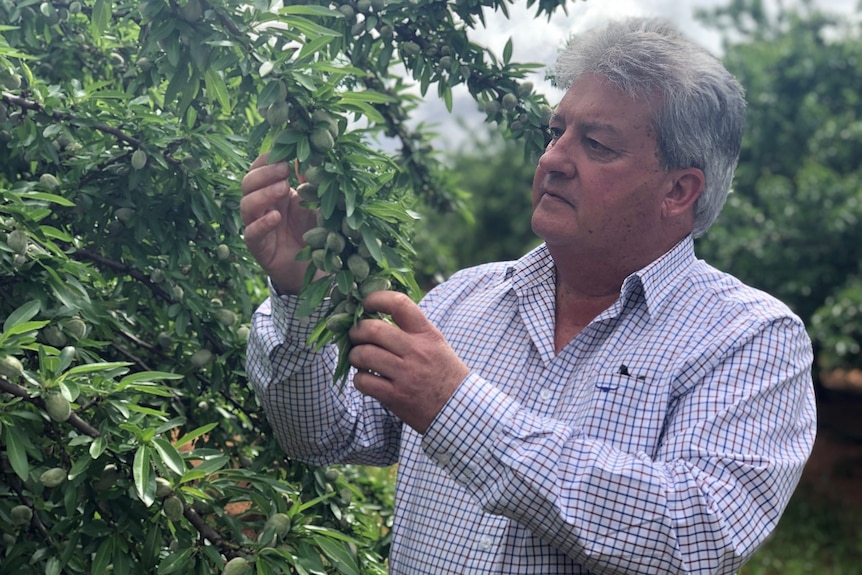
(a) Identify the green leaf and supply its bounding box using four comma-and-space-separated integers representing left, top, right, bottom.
178, 73, 201, 119
92, 536, 114, 575
57, 346, 76, 374
0, 321, 49, 345
134, 445, 156, 507
258, 79, 283, 109
276, 129, 309, 146
3, 300, 41, 332
279, 5, 340, 17
294, 541, 327, 573
153, 437, 186, 476
39, 226, 72, 242
442, 83, 453, 112
338, 90, 397, 104
142, 525, 163, 571
296, 277, 333, 318
119, 371, 184, 385
65, 362, 131, 376
297, 136, 311, 162
180, 454, 230, 482
157, 549, 192, 575
123, 384, 174, 398
359, 226, 384, 264
4, 425, 30, 481
204, 68, 231, 114
59, 379, 80, 403
127, 404, 169, 417
70, 455, 93, 477
89, 436, 107, 459
277, 15, 340, 39
26, 193, 75, 207
164, 62, 185, 105
112, 544, 131, 575
298, 33, 340, 61
503, 37, 514, 64
335, 270, 353, 295
174, 422, 218, 449
91, 0, 111, 37
311, 535, 360, 575
256, 556, 275, 575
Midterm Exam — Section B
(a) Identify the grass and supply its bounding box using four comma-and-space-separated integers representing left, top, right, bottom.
741, 483, 862, 574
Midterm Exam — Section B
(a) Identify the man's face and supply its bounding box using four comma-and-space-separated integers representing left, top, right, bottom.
531, 73, 678, 261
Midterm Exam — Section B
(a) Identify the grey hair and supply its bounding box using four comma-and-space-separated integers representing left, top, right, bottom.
552, 17, 746, 237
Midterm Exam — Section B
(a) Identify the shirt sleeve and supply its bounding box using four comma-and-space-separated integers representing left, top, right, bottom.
246, 282, 401, 467
420, 316, 817, 574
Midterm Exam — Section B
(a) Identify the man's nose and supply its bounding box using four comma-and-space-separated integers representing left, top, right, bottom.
537, 139, 575, 179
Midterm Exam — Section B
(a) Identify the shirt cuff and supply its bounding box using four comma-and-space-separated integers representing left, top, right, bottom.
267, 278, 330, 350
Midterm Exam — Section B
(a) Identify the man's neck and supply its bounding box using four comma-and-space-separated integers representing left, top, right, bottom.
546, 238, 681, 353
552, 272, 621, 353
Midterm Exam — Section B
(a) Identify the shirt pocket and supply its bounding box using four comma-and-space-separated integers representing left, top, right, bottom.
583, 372, 668, 456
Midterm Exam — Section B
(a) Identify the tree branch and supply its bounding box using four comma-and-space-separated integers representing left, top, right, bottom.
0, 92, 182, 167
183, 504, 242, 559
0, 377, 100, 438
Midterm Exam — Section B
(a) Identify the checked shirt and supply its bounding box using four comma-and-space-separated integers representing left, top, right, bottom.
246, 236, 817, 574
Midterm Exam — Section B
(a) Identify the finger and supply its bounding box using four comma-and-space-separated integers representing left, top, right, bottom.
361, 291, 430, 335
349, 317, 414, 359
239, 180, 291, 226
348, 339, 401, 377
241, 159, 290, 197
249, 152, 271, 171
242, 209, 282, 252
352, 369, 394, 402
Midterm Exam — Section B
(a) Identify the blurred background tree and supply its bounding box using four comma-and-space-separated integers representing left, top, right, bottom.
694, 0, 862, 377
413, 123, 540, 289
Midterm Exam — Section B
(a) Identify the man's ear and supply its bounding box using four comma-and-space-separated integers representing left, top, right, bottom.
662, 168, 704, 218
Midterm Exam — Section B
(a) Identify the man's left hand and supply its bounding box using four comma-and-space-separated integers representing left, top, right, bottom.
348, 291, 470, 434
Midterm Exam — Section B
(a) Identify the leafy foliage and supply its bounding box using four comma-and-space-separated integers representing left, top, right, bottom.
413, 124, 541, 288
695, 1, 862, 372
0, 0, 566, 573
740, 484, 862, 574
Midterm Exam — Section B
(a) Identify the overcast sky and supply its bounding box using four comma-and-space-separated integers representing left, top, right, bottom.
410, 0, 860, 150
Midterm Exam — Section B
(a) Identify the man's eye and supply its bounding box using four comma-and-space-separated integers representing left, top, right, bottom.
547, 126, 564, 140
585, 138, 612, 154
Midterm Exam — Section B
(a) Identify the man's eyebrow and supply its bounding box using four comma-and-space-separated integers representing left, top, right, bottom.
578, 121, 622, 136
548, 114, 622, 136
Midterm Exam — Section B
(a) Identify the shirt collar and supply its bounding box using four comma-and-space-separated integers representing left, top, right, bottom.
507, 243, 555, 292
623, 235, 697, 318
506, 236, 697, 319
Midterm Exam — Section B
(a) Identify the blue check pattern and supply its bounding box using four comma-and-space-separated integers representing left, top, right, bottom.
247, 236, 817, 574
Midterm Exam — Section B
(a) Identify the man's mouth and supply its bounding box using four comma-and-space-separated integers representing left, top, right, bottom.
541, 189, 568, 204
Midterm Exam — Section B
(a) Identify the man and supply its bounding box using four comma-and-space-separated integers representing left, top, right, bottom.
240, 17, 817, 574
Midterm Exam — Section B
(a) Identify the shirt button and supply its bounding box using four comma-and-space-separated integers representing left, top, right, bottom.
435, 452, 451, 466
539, 388, 553, 401
478, 535, 493, 550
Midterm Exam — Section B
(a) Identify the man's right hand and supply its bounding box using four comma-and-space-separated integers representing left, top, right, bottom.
240, 153, 320, 295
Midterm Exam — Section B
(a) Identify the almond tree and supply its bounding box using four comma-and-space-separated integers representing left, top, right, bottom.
0, 1, 564, 572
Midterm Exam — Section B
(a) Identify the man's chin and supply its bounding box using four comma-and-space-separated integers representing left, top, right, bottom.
531, 213, 569, 245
